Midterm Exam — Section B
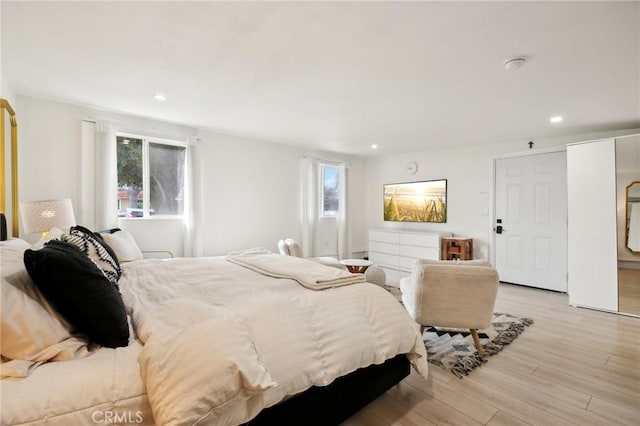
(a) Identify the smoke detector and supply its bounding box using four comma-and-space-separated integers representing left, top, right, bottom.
504, 58, 526, 70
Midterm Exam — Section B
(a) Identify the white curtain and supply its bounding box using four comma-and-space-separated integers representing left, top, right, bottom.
300, 157, 318, 258
300, 157, 351, 259
183, 137, 203, 257
80, 121, 96, 229
337, 162, 351, 259
80, 120, 118, 230
94, 122, 118, 230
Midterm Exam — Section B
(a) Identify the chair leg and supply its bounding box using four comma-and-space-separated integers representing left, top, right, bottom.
470, 329, 484, 356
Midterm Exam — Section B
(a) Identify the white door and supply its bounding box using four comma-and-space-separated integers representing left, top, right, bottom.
494, 151, 567, 291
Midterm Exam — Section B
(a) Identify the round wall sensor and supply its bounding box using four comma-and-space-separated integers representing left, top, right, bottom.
406, 161, 418, 175
504, 58, 526, 70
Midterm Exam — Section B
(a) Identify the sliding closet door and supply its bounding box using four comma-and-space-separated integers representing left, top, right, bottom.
567, 139, 618, 311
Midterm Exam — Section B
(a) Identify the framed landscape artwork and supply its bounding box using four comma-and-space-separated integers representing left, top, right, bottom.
383, 179, 447, 223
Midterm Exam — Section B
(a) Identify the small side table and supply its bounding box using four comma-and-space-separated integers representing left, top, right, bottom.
441, 238, 473, 261
340, 259, 373, 274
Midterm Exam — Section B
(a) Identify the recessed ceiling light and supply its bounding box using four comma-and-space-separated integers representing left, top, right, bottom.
153, 94, 166, 101
371, 144, 378, 149
550, 116, 563, 123
504, 58, 526, 71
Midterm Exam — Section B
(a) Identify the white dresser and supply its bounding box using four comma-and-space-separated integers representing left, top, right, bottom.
368, 229, 452, 283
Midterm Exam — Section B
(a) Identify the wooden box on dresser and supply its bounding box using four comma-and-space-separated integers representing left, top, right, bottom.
368, 229, 452, 285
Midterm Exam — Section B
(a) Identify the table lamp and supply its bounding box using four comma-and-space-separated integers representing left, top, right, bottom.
20, 198, 76, 238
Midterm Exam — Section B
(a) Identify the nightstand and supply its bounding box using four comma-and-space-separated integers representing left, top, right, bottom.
441, 238, 473, 261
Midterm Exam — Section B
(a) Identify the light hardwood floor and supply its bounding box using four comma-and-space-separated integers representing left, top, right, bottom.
343, 283, 640, 426
619, 268, 640, 316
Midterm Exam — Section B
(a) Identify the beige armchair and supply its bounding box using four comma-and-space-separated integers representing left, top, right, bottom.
399, 259, 499, 355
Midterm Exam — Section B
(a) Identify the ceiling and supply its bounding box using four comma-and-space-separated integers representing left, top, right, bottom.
2, 1, 639, 156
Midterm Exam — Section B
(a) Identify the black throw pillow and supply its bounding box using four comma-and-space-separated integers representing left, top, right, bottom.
23, 240, 129, 348
0, 213, 7, 241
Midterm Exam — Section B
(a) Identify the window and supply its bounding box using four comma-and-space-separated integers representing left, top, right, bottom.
116, 135, 186, 218
320, 164, 339, 217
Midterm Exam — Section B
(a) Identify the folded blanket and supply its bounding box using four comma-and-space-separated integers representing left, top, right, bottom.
226, 248, 366, 290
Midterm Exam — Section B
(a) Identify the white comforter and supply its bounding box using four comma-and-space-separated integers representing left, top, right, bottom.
120, 255, 428, 425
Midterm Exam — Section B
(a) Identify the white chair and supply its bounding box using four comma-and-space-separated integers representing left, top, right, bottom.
399, 259, 499, 355
277, 239, 344, 269
277, 239, 387, 285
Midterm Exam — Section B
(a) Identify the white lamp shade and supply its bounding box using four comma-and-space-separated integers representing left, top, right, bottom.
20, 199, 76, 234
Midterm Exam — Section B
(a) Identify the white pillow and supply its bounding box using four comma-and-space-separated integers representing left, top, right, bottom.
1, 255, 90, 377
0, 238, 32, 254
101, 229, 144, 262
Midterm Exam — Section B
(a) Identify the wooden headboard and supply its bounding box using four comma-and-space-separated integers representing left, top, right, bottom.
1, 98, 19, 238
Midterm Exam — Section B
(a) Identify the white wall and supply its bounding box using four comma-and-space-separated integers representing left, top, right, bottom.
195, 129, 303, 255
18, 97, 88, 205
15, 95, 367, 256
0, 1, 10, 102
15, 95, 639, 260
194, 129, 366, 256
365, 130, 640, 262
17, 96, 198, 202
16, 96, 197, 253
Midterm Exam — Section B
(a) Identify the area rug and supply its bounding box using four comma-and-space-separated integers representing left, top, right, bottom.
379, 284, 533, 378
423, 313, 533, 378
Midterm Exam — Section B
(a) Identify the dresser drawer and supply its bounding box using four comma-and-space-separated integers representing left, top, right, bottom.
399, 245, 440, 260
399, 256, 419, 271
369, 230, 400, 244
369, 229, 447, 273
369, 252, 399, 268
369, 241, 399, 255
399, 233, 440, 248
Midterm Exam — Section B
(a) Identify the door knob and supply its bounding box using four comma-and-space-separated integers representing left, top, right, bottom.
496, 225, 506, 234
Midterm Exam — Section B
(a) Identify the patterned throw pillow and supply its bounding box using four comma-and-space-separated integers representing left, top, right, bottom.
61, 226, 121, 284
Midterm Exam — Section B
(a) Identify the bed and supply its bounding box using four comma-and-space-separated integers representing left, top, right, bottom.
0, 99, 428, 425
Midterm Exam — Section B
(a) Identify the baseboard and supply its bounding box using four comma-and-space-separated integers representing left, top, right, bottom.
618, 260, 640, 270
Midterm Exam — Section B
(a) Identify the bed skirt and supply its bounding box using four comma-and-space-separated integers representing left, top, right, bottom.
246, 354, 410, 425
